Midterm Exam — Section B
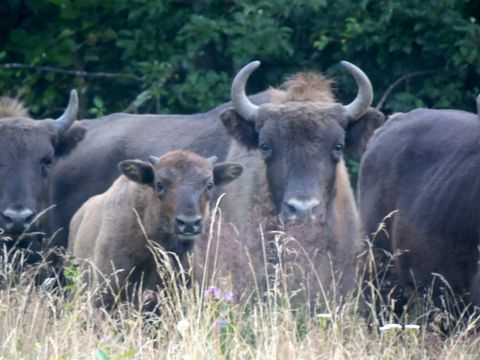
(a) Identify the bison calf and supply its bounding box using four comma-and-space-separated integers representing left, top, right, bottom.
68, 150, 242, 308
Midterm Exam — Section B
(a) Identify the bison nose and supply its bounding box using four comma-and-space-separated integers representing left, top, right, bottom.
1, 208, 36, 233
174, 215, 202, 239
282, 198, 320, 222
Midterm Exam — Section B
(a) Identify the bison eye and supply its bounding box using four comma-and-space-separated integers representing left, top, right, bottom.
260, 142, 270, 153
156, 182, 165, 195
40, 157, 53, 177
332, 143, 344, 162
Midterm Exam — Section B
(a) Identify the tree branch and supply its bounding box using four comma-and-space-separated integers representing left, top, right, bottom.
123, 62, 181, 113
375, 70, 439, 110
0, 63, 142, 81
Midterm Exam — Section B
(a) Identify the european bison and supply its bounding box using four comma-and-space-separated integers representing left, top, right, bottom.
200, 61, 385, 304
358, 96, 480, 322
0, 91, 85, 264
68, 150, 242, 308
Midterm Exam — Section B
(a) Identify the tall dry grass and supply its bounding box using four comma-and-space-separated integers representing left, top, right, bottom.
1, 210, 480, 360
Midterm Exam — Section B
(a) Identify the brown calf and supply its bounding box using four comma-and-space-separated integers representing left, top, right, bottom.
68, 150, 242, 308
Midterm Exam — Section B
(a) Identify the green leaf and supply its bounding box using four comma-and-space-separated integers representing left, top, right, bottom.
95, 349, 110, 360
118, 349, 138, 359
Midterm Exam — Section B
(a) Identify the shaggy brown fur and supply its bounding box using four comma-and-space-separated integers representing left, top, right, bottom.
0, 97, 29, 118
268, 73, 335, 104
215, 70, 384, 306
68, 150, 242, 309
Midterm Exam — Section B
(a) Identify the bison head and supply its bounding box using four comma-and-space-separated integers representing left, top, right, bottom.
221, 61, 384, 224
118, 150, 243, 244
0, 91, 86, 240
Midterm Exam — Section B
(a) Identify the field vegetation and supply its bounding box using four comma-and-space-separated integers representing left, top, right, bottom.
1, 212, 480, 360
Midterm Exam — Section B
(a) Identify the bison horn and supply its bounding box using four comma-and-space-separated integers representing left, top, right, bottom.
207, 156, 218, 164
54, 90, 78, 133
148, 156, 160, 165
341, 61, 373, 121
231, 61, 260, 122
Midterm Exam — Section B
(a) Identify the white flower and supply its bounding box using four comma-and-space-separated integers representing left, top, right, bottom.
317, 313, 332, 330
379, 323, 402, 332
316, 313, 332, 319
404, 324, 420, 331
176, 319, 190, 337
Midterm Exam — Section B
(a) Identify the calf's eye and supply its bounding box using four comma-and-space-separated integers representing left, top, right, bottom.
334, 143, 344, 152
206, 182, 214, 190
156, 182, 165, 195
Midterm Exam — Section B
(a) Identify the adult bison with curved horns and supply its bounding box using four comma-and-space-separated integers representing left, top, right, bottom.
359, 96, 480, 324
0, 91, 85, 264
201, 61, 385, 303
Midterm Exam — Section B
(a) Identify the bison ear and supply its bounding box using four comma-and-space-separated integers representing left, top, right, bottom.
220, 108, 258, 149
345, 108, 385, 158
213, 163, 243, 186
54, 125, 87, 157
118, 160, 154, 186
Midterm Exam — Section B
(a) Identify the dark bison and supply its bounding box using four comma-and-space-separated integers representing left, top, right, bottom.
358, 96, 480, 322
48, 92, 269, 250
193, 61, 385, 304
0, 91, 85, 264
68, 150, 242, 308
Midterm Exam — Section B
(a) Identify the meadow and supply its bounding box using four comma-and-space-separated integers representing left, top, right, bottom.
1, 209, 480, 360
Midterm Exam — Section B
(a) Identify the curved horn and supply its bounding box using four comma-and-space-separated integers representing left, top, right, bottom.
231, 61, 261, 122
207, 156, 218, 164
477, 94, 480, 120
148, 156, 160, 165
341, 61, 373, 121
54, 90, 78, 133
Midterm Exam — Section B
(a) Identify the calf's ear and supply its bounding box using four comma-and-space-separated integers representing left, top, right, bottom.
118, 160, 154, 185
220, 108, 258, 149
345, 108, 385, 157
54, 124, 87, 157
213, 163, 243, 186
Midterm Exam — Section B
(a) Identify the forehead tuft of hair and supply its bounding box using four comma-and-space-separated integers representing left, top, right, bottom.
268, 72, 336, 104
154, 150, 211, 170
0, 97, 29, 119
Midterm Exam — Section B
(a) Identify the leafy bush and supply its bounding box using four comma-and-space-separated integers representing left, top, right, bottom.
0, 0, 479, 118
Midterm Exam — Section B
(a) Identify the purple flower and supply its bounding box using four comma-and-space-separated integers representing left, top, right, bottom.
203, 285, 221, 299
100, 335, 112, 344
224, 291, 234, 303
217, 317, 228, 329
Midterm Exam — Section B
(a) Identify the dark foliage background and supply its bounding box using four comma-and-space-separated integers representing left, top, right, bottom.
0, 0, 479, 119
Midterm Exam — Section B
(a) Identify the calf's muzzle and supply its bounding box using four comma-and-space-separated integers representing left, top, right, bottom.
174, 214, 203, 239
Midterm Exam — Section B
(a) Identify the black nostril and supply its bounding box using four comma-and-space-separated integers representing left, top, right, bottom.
175, 218, 186, 226
286, 203, 297, 214
175, 216, 202, 235
25, 213, 36, 224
